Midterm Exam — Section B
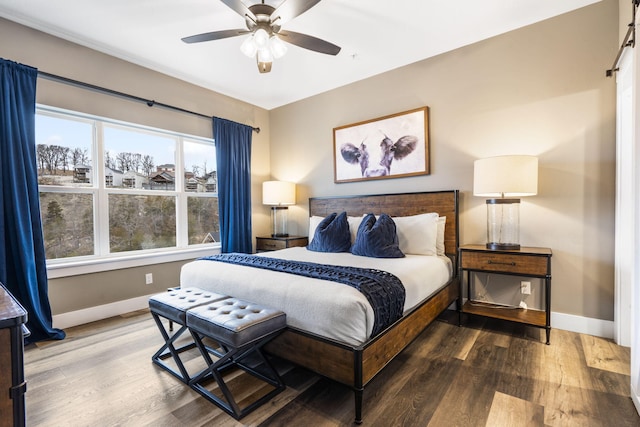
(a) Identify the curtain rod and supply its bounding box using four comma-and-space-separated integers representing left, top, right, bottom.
37, 70, 260, 133
606, 0, 637, 77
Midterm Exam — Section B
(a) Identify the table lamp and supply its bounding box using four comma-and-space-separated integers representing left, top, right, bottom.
262, 181, 296, 237
473, 155, 538, 250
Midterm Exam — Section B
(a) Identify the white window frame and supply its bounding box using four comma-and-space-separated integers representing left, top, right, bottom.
37, 105, 220, 278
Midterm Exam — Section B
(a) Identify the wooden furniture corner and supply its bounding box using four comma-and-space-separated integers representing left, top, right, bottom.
0, 283, 28, 427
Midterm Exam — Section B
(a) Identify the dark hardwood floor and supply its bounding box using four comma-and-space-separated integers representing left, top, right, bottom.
23, 309, 639, 426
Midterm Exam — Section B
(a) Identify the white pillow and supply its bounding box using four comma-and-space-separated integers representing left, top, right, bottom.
436, 216, 446, 256
309, 214, 363, 245
347, 216, 363, 244
392, 212, 439, 256
308, 215, 324, 241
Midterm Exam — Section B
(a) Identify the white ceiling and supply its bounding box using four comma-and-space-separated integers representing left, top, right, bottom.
0, 0, 599, 110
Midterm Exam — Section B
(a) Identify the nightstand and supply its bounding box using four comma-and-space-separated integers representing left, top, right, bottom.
458, 244, 552, 344
256, 236, 308, 252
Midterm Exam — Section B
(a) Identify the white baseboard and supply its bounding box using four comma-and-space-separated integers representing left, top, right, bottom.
52, 294, 154, 330
54, 297, 616, 340
550, 311, 614, 340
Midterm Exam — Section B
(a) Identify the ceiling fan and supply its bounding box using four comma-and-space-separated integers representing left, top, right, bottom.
182, 0, 341, 73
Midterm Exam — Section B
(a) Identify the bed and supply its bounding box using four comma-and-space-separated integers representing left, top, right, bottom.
180, 190, 459, 423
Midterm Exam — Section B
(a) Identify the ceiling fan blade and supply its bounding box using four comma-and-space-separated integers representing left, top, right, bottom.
272, 0, 322, 25
182, 29, 248, 44
220, 0, 257, 21
278, 30, 341, 55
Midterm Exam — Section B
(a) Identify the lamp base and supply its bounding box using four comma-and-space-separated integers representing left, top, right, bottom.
486, 242, 520, 251
485, 198, 521, 252
270, 206, 289, 238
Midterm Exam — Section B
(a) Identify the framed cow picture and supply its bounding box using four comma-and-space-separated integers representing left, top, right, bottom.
333, 106, 430, 183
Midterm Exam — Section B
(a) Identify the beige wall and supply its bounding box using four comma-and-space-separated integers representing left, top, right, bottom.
0, 18, 272, 313
270, 0, 618, 321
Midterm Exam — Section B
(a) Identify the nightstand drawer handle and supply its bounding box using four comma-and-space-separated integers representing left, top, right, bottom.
487, 260, 516, 266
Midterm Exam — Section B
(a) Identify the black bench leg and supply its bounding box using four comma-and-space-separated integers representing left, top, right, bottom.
189, 333, 246, 419
232, 341, 284, 389
189, 331, 286, 420
151, 312, 196, 383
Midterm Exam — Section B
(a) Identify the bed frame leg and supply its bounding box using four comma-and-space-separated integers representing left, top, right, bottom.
354, 388, 363, 424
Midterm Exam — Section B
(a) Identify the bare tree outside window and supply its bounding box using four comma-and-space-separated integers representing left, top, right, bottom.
40, 192, 94, 259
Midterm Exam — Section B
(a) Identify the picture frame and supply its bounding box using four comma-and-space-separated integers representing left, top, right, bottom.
333, 106, 430, 183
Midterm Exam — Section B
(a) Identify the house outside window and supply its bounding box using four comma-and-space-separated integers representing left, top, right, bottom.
73, 165, 91, 183
35, 106, 219, 263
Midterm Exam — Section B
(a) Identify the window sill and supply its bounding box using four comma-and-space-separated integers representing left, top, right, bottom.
46, 245, 221, 279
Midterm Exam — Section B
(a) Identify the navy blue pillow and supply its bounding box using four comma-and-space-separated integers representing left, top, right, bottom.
307, 212, 351, 253
351, 213, 405, 258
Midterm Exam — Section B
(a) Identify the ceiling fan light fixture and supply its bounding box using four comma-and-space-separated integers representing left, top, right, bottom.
269, 35, 287, 59
257, 47, 274, 63
183, 0, 342, 74
253, 28, 270, 48
240, 35, 257, 57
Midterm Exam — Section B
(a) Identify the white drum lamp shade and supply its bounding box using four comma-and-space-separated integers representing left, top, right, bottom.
474, 155, 538, 250
262, 181, 296, 237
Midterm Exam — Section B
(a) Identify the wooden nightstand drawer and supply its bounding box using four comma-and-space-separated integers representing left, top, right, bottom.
461, 251, 548, 276
257, 239, 287, 251
256, 236, 308, 252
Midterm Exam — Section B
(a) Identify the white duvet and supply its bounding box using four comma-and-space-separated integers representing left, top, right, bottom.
180, 247, 452, 346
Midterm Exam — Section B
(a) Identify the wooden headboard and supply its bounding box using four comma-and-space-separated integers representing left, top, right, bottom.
309, 190, 459, 256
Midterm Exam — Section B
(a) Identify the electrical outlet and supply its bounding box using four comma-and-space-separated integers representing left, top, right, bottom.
145, 273, 153, 285
520, 281, 531, 295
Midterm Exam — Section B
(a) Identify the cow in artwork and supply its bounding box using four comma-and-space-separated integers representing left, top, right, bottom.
340, 134, 418, 177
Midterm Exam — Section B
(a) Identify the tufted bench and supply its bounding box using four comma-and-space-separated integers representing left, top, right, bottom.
186, 297, 287, 420
149, 287, 227, 383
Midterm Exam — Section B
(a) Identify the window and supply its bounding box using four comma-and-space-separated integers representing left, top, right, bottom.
35, 106, 219, 266
183, 140, 219, 245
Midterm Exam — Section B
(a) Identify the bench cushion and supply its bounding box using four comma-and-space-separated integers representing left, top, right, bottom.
186, 298, 286, 348
149, 287, 228, 323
